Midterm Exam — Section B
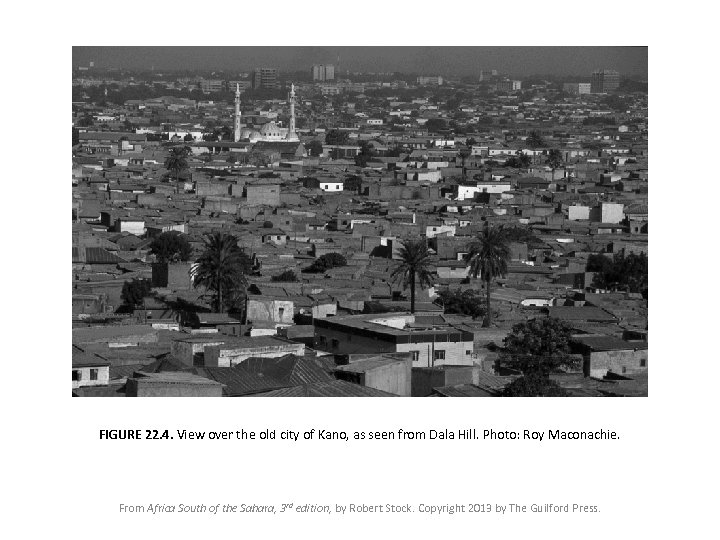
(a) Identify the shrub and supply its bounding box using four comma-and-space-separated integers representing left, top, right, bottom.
271, 270, 298, 282
305, 253, 347, 273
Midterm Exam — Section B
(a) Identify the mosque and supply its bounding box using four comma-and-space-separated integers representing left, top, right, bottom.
234, 83, 299, 143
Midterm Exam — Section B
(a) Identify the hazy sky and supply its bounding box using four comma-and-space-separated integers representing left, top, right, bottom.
73, 46, 647, 77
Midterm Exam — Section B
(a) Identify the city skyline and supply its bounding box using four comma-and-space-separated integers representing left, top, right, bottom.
72, 46, 648, 78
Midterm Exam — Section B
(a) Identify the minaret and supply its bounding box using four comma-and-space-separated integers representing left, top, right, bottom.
234, 83, 242, 142
286, 83, 296, 140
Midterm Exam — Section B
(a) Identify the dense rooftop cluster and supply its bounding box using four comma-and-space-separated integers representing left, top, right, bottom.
72, 67, 648, 397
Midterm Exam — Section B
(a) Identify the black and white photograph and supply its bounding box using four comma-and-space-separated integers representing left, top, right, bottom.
7, 3, 720, 540
71, 46, 648, 397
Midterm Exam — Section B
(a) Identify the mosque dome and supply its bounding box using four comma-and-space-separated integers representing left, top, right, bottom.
259, 122, 282, 137
240, 128, 261, 141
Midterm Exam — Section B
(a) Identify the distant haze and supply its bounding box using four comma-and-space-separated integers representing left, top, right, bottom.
73, 46, 647, 77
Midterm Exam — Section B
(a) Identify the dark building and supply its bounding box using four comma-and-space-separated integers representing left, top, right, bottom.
253, 67, 279, 90
591, 69, 620, 93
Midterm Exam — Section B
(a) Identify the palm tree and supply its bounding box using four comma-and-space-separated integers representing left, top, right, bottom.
391, 238, 435, 314
193, 232, 251, 313
458, 147, 471, 180
466, 224, 511, 327
526, 130, 545, 149
164, 146, 190, 185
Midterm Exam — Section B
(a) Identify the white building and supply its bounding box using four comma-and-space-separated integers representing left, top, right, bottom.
320, 181, 344, 192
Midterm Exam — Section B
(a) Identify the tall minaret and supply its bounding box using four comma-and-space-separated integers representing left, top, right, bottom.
233, 83, 242, 142
286, 83, 296, 140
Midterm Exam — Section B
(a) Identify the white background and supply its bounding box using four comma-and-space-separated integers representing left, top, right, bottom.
3, 2, 718, 538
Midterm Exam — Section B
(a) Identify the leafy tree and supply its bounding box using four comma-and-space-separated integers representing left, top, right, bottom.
446, 97, 461, 111
121, 278, 152, 308
391, 238, 435, 314
149, 231, 192, 263
271, 270, 299, 282
245, 151, 270, 167
344, 175, 363, 192
72, 128, 80, 146
586, 253, 613, 273
262, 221, 274, 228
425, 118, 447, 132
164, 146, 190, 183
501, 372, 569, 397
306, 140, 324, 157
602, 95, 630, 112
466, 224, 510, 327
502, 225, 539, 244
325, 129, 350, 146
525, 130, 546, 149
355, 141, 375, 167
590, 252, 648, 295
436, 289, 486, 319
362, 301, 406, 314
305, 253, 347, 273
217, 125, 234, 141
183, 133, 194, 142
457, 147, 471, 179
500, 317, 577, 377
505, 150, 531, 169
193, 232, 252, 313
77, 115, 94, 127
545, 148, 564, 177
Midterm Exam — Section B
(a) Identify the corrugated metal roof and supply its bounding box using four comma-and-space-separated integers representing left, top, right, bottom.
432, 384, 494, 397
248, 379, 397, 397
241, 354, 334, 386
190, 366, 286, 396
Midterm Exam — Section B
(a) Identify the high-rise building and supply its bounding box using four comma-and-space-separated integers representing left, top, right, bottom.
496, 80, 522, 92
312, 64, 335, 81
563, 82, 592, 95
591, 70, 620, 93
199, 79, 224, 93
252, 68, 279, 90
417, 76, 443, 86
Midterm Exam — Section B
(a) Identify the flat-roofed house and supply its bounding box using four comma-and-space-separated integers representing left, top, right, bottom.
314, 313, 475, 368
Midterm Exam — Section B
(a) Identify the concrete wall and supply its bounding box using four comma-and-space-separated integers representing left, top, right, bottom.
247, 298, 295, 324
152, 262, 192, 289
364, 359, 412, 396
411, 366, 476, 396
72, 366, 110, 389
312, 302, 337, 319
196, 181, 232, 197
314, 325, 395, 356
437, 265, 470, 279
115, 220, 145, 235
590, 203, 624, 224
247, 185, 281, 207
314, 323, 474, 368
336, 358, 412, 396
568, 205, 591, 221
396, 340, 474, 369
171, 339, 227, 367
205, 342, 305, 368
426, 225, 456, 238
203, 198, 238, 214
586, 349, 648, 378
